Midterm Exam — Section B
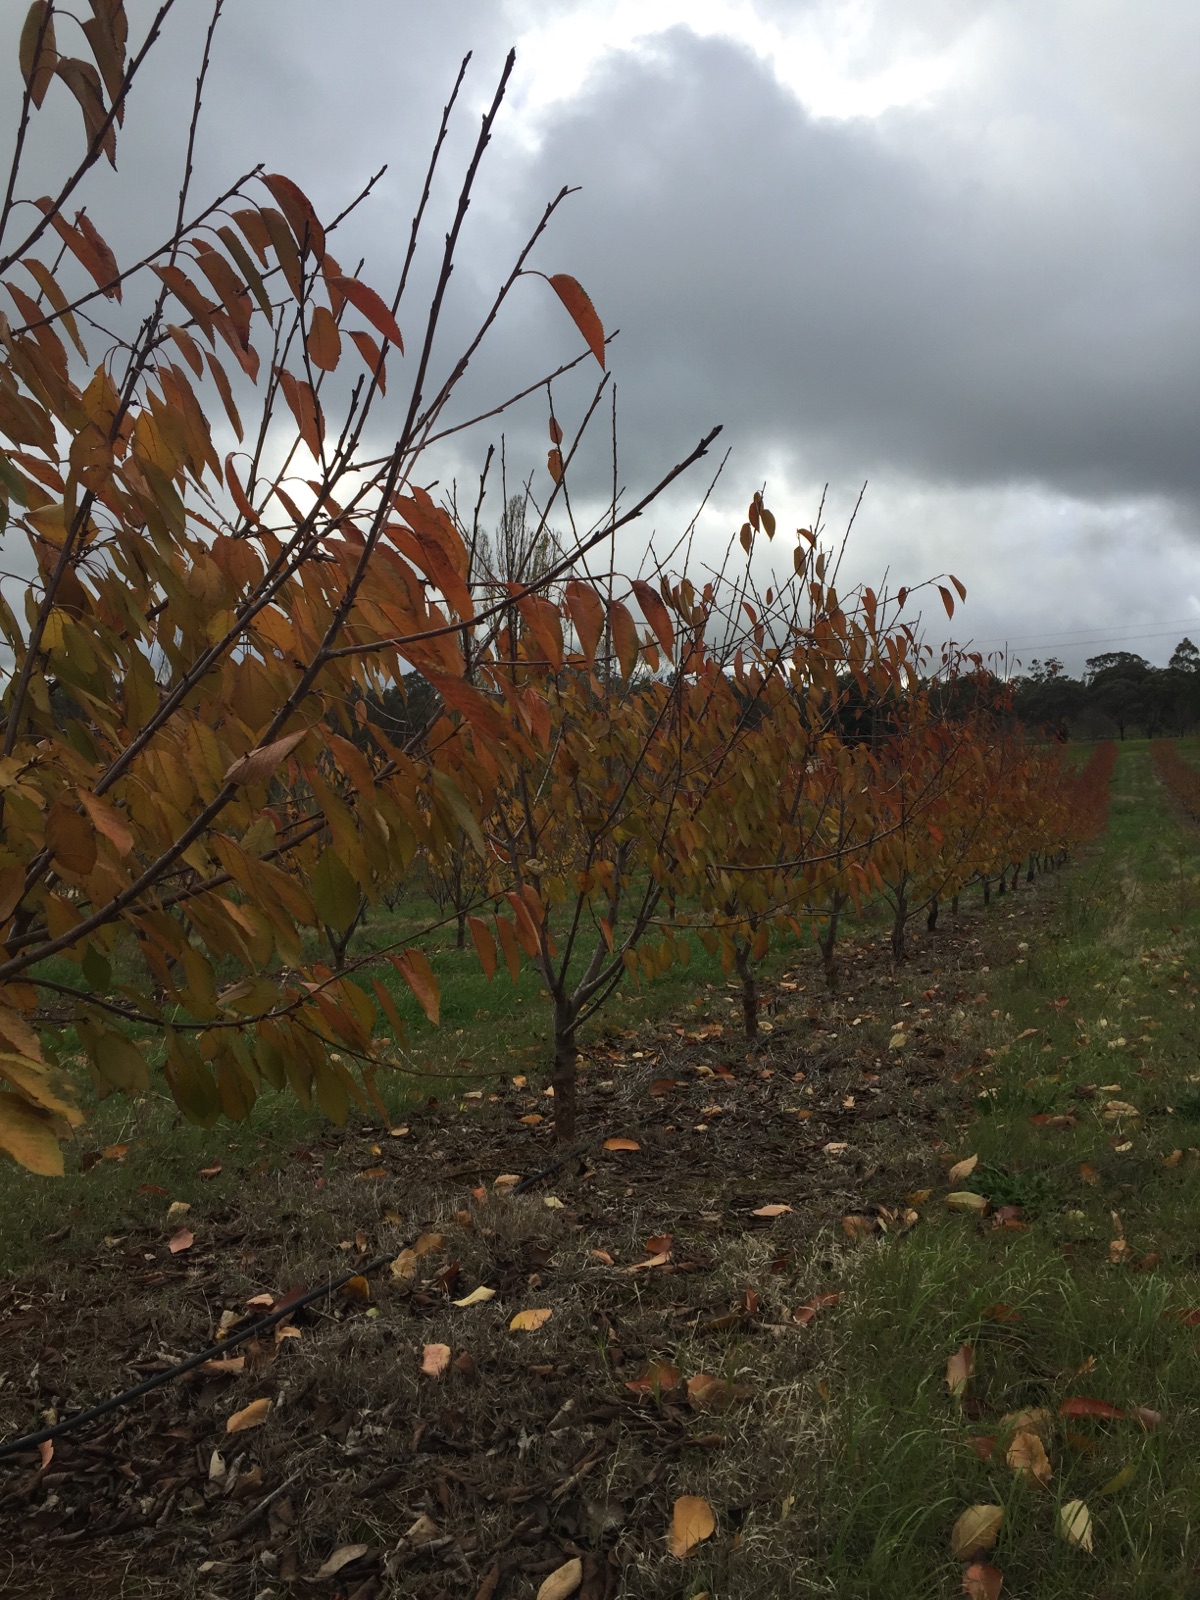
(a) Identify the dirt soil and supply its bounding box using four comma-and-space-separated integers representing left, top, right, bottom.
0, 884, 1057, 1600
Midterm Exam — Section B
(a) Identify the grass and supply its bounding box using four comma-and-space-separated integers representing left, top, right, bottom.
799, 739, 1200, 1597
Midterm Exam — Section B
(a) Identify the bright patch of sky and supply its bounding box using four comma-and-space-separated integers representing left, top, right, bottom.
501, 0, 980, 142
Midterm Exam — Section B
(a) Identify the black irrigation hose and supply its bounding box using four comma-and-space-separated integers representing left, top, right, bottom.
0, 1137, 594, 1468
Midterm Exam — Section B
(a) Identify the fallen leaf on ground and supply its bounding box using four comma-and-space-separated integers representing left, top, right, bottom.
686, 1373, 752, 1410
422, 1343, 451, 1378
965, 1435, 996, 1462
603, 1137, 640, 1151
1007, 1429, 1052, 1487
842, 1214, 875, 1241
948, 1154, 979, 1181
226, 1398, 271, 1433
752, 1203, 792, 1217
645, 1233, 673, 1253
625, 1251, 671, 1273
509, 1308, 553, 1331
402, 1514, 440, 1546
165, 1200, 190, 1222
1059, 1397, 1124, 1421
536, 1557, 583, 1600
962, 1562, 1004, 1600
950, 1504, 1004, 1559
453, 1286, 497, 1307
669, 1494, 715, 1557
625, 1360, 681, 1394
493, 1174, 522, 1190
168, 1227, 193, 1254
1098, 1463, 1138, 1495
1079, 1162, 1100, 1185
1058, 1499, 1094, 1551
946, 1192, 989, 1214
982, 1302, 1021, 1323
1133, 1406, 1162, 1430
1000, 1407, 1052, 1438
946, 1343, 974, 1399
340, 1274, 371, 1302
315, 1544, 371, 1579
792, 1292, 841, 1326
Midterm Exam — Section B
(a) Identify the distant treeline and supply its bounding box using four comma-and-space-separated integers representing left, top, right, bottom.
1009, 641, 1200, 740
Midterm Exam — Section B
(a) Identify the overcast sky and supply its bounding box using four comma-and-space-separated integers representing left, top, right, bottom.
8, 0, 1200, 675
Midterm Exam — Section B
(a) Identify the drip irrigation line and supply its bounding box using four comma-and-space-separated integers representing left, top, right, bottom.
0, 1136, 595, 1468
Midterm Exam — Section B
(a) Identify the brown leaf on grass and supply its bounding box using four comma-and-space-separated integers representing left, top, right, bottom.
589, 1248, 615, 1265
201, 1355, 246, 1376
401, 1513, 440, 1546
625, 1360, 681, 1394
1000, 1407, 1052, 1438
1059, 1397, 1124, 1421
792, 1292, 841, 1326
644, 1233, 673, 1254
198, 1162, 222, 1179
686, 1373, 751, 1410
168, 1227, 193, 1254
603, 1137, 640, 1151
1133, 1406, 1162, 1430
965, 1435, 996, 1462
752, 1203, 792, 1218
225, 1398, 270, 1433
493, 1174, 522, 1191
668, 1494, 715, 1557
1058, 1499, 1094, 1551
340, 1274, 371, 1303
535, 1558, 583, 1600
510, 1308, 552, 1331
315, 1544, 371, 1579
1006, 1429, 1053, 1487
950, 1504, 1003, 1559
842, 1214, 875, 1242
948, 1154, 979, 1182
625, 1251, 671, 1273
946, 1343, 974, 1399
946, 1192, 989, 1214
422, 1343, 451, 1378
962, 1561, 1004, 1600
982, 1302, 1021, 1323
1079, 1162, 1101, 1185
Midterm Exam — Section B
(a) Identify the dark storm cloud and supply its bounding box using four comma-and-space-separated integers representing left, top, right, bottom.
494, 25, 1200, 506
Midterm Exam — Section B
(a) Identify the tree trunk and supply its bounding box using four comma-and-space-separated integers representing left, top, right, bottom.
926, 896, 939, 932
891, 890, 908, 962
551, 999, 579, 1141
734, 939, 758, 1038
455, 909, 467, 949
1026, 853, 1036, 883
951, 893, 959, 916
982, 877, 991, 906
820, 896, 843, 990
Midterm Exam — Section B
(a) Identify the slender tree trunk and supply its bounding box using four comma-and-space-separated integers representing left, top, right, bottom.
820, 894, 844, 990
455, 909, 467, 949
982, 876, 991, 906
951, 892, 959, 916
926, 896, 939, 932
891, 888, 908, 962
734, 938, 758, 1038
551, 997, 579, 1141
1026, 853, 1036, 883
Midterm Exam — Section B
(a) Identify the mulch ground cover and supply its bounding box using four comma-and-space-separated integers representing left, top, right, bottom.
0, 884, 1058, 1600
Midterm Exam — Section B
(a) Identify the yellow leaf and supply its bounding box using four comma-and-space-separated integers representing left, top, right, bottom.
946, 1191, 989, 1214
668, 1494, 715, 1557
945, 1343, 973, 1399
1058, 1498, 1094, 1552
509, 1308, 552, 1331
948, 1153, 979, 1182
1006, 1429, 1052, 1487
536, 1557, 583, 1600
453, 1286, 496, 1307
0, 1092, 63, 1176
950, 1504, 1004, 1560
603, 1136, 640, 1151
225, 1398, 271, 1433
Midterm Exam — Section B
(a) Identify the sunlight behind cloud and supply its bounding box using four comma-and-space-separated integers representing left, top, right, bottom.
501, 0, 978, 144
